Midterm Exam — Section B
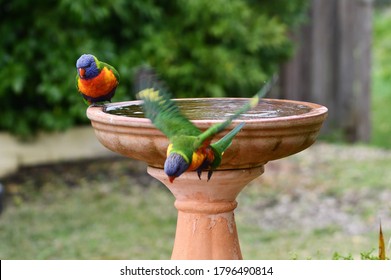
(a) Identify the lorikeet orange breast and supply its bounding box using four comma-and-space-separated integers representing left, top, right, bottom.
76, 54, 120, 105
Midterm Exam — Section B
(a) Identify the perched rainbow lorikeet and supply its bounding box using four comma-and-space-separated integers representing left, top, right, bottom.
76, 54, 120, 105
137, 71, 277, 183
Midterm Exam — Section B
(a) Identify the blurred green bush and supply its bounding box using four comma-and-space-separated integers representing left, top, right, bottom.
0, 0, 308, 137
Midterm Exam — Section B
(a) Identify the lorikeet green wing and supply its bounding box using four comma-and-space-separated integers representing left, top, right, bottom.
138, 87, 201, 140
136, 66, 200, 140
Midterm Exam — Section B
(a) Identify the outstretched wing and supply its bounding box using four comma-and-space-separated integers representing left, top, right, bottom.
193, 75, 278, 149
211, 122, 245, 155
136, 68, 201, 140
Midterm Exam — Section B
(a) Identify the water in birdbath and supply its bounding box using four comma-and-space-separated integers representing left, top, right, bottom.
104, 99, 312, 120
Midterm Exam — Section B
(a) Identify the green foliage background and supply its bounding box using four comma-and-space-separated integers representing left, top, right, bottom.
0, 0, 308, 137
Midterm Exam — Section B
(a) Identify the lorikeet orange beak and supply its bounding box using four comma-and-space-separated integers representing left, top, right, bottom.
78, 68, 86, 78
168, 176, 176, 183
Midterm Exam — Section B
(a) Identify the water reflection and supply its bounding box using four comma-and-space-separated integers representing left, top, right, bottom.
105, 99, 312, 120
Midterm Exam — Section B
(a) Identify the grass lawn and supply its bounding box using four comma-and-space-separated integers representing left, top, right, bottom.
0, 160, 177, 259
1, 143, 390, 260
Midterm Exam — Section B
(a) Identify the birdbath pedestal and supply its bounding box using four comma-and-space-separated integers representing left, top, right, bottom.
87, 98, 328, 260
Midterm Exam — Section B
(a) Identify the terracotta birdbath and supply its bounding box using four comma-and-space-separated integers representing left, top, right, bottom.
86, 98, 327, 260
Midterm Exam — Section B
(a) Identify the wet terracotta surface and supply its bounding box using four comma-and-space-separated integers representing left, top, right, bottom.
87, 98, 328, 259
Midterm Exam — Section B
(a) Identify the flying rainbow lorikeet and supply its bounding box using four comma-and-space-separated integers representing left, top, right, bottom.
137, 71, 277, 183
76, 54, 120, 105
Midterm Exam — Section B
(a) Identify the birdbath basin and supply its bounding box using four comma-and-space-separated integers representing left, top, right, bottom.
87, 98, 328, 259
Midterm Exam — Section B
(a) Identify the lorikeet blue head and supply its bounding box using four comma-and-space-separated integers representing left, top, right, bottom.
76, 54, 99, 80
164, 153, 190, 183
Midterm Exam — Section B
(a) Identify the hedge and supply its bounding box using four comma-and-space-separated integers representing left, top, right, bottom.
0, 0, 308, 137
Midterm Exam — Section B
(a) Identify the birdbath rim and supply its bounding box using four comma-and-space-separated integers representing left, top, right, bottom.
88, 98, 328, 127
87, 98, 327, 169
